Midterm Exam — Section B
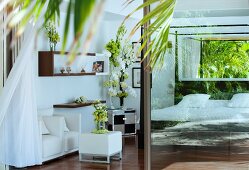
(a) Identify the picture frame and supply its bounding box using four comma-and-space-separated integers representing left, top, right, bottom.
92, 61, 104, 73
132, 41, 141, 63
132, 67, 141, 88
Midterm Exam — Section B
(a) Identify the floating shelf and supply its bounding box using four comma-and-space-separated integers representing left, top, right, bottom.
53, 72, 96, 76
53, 100, 106, 108
38, 51, 109, 77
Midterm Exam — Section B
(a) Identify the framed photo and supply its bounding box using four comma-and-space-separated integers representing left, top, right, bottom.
132, 41, 141, 62
92, 61, 104, 73
132, 67, 141, 88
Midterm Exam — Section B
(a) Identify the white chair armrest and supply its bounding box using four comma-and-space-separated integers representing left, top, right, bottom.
54, 113, 81, 132
42, 116, 64, 138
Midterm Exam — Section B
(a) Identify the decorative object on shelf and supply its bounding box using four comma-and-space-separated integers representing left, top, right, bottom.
60, 67, 65, 74
75, 96, 87, 104
132, 42, 142, 62
92, 61, 104, 73
104, 24, 136, 108
132, 67, 141, 88
44, 21, 60, 51
66, 66, 71, 74
92, 100, 109, 134
81, 68, 86, 73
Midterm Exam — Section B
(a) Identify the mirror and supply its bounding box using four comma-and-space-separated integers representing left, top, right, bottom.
176, 25, 249, 81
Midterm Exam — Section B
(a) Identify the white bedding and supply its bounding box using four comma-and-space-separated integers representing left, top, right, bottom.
152, 100, 249, 122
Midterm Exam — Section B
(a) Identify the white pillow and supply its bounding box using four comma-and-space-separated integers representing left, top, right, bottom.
62, 118, 70, 132
177, 94, 210, 108
228, 93, 249, 108
41, 120, 50, 135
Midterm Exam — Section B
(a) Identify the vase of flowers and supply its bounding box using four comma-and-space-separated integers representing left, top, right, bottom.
104, 25, 136, 109
44, 21, 60, 51
92, 100, 109, 134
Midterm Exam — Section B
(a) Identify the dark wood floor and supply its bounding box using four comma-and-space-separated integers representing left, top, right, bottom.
26, 136, 249, 170
152, 145, 249, 170
28, 136, 144, 170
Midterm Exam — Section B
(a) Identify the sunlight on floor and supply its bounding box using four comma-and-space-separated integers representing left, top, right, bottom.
164, 161, 249, 170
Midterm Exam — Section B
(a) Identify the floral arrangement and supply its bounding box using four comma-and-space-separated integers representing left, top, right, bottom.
44, 21, 60, 51
75, 96, 87, 104
92, 100, 109, 134
104, 24, 136, 107
105, 25, 126, 67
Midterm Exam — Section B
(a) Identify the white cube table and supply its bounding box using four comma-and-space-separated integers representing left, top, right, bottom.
79, 131, 122, 163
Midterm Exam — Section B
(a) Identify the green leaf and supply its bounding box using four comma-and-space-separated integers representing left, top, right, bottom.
124, 0, 176, 69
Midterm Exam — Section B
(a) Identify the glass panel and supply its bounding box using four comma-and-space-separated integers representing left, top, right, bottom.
151, 1, 249, 169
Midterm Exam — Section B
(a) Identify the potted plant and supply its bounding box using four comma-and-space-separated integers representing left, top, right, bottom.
92, 100, 109, 134
44, 21, 60, 51
104, 25, 136, 108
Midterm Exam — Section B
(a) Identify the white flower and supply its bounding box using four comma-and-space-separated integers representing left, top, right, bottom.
126, 86, 137, 97
108, 88, 117, 97
120, 82, 128, 89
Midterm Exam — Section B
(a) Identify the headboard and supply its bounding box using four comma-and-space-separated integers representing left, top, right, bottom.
175, 81, 249, 104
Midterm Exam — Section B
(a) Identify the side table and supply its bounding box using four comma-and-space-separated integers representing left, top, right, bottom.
79, 131, 122, 163
107, 108, 136, 135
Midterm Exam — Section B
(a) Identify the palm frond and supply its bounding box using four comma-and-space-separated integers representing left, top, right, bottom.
1, 0, 103, 62
124, 0, 176, 69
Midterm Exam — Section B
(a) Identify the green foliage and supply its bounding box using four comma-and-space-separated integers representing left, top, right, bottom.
116, 91, 128, 98
105, 40, 121, 67
75, 96, 87, 104
124, 0, 176, 69
151, 121, 184, 130
175, 81, 249, 103
44, 21, 60, 51
92, 101, 108, 123
92, 100, 108, 134
200, 41, 249, 78
105, 24, 127, 67
3, 0, 99, 59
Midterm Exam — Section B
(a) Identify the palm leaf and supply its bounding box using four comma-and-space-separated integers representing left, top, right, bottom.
124, 0, 176, 69
1, 0, 101, 62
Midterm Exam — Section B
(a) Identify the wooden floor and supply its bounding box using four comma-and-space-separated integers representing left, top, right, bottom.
28, 136, 144, 170
26, 137, 249, 170
152, 145, 249, 170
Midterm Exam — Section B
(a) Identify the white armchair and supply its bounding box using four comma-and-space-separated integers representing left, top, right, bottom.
39, 116, 64, 162
54, 113, 81, 154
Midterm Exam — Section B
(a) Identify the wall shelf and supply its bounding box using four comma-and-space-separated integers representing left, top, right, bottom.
53, 72, 96, 76
38, 51, 109, 77
53, 100, 106, 108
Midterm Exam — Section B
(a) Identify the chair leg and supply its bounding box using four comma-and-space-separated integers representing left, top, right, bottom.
107, 156, 110, 163
119, 151, 122, 160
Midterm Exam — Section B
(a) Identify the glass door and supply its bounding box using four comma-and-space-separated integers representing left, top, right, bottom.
150, 1, 249, 169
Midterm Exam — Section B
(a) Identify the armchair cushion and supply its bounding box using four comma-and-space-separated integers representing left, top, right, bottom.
62, 117, 70, 132
42, 135, 62, 158
41, 120, 50, 135
64, 131, 79, 152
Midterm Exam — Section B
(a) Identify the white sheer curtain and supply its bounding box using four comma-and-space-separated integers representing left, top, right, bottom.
178, 37, 201, 79
0, 23, 42, 167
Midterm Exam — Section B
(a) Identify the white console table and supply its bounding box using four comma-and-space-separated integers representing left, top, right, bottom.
79, 131, 122, 163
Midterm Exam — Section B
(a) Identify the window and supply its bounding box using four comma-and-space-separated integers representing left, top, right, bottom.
200, 40, 249, 78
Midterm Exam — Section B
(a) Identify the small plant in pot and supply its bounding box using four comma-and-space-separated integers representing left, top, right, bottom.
44, 21, 60, 51
92, 100, 109, 134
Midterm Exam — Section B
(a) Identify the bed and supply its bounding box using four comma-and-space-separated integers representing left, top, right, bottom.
152, 93, 249, 147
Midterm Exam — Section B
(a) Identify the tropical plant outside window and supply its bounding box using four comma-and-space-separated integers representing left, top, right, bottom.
200, 40, 249, 78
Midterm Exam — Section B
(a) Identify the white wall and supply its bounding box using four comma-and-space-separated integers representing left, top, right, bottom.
35, 12, 141, 130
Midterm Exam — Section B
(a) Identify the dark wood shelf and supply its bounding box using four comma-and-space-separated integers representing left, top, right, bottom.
38, 51, 99, 77
42, 51, 97, 56
53, 100, 106, 108
53, 72, 96, 76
